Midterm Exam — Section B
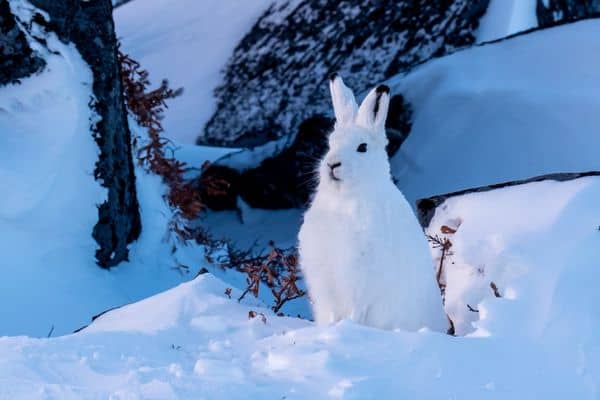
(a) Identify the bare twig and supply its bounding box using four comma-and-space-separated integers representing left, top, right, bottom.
467, 304, 479, 313
427, 234, 453, 303
490, 281, 502, 298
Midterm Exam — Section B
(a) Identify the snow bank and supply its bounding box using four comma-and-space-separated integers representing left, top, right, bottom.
114, 0, 272, 144
391, 19, 600, 205
3, 171, 600, 398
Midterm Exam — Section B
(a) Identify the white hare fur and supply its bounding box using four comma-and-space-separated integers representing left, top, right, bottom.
298, 75, 447, 332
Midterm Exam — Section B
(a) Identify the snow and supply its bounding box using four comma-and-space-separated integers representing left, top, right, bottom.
476, 0, 538, 42
3, 171, 600, 398
0, 2, 227, 337
391, 19, 600, 205
113, 0, 273, 144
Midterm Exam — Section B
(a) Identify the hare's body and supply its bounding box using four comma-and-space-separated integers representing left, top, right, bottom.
298, 75, 446, 331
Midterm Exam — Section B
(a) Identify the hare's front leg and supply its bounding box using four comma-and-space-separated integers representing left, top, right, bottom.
302, 267, 340, 324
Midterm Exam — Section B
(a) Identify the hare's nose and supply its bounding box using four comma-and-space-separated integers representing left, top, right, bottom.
328, 162, 341, 171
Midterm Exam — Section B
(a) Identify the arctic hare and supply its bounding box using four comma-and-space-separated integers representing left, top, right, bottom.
298, 74, 447, 332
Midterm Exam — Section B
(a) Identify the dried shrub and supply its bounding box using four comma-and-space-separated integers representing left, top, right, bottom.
427, 233, 453, 304
118, 49, 306, 313
427, 230, 455, 335
119, 48, 205, 221
183, 226, 307, 315
237, 246, 305, 314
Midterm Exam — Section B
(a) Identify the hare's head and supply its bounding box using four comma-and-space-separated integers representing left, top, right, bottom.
319, 74, 391, 192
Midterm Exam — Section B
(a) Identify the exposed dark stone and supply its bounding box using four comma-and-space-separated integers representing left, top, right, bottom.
537, 0, 600, 27
198, 165, 241, 211
385, 94, 413, 156
29, 0, 141, 268
238, 116, 333, 209
0, 0, 45, 85
416, 171, 600, 228
200, 0, 489, 146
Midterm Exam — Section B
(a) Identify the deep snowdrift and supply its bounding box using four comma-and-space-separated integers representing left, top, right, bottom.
2, 175, 599, 398
391, 18, 600, 205
113, 0, 273, 144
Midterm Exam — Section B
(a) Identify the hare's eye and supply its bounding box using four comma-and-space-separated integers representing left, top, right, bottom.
356, 143, 367, 153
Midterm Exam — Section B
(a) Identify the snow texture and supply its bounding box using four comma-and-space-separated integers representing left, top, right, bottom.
298, 77, 446, 331
2, 174, 600, 397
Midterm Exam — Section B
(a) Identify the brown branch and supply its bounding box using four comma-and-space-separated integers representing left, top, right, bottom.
490, 281, 502, 298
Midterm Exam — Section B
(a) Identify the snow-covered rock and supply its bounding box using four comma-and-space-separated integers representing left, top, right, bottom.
537, 0, 600, 27
0, 0, 45, 85
202, 0, 489, 146
114, 0, 274, 144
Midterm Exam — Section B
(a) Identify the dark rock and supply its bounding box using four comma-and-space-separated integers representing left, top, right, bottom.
0, 0, 45, 85
200, 0, 489, 146
29, 0, 141, 268
198, 165, 241, 211
385, 94, 413, 156
416, 171, 600, 228
238, 116, 333, 209
537, 0, 600, 27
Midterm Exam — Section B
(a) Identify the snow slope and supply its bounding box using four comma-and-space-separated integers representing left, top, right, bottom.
2, 174, 599, 398
0, 1, 232, 336
113, 0, 273, 144
391, 19, 600, 205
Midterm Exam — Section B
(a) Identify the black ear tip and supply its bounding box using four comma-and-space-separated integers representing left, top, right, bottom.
376, 84, 390, 94
329, 72, 339, 82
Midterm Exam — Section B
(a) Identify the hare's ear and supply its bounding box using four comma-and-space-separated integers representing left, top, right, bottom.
329, 73, 357, 127
356, 84, 390, 133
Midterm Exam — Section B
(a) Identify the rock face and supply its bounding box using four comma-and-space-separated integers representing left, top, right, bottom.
29, 0, 141, 268
200, 0, 489, 146
0, 0, 45, 85
537, 0, 600, 27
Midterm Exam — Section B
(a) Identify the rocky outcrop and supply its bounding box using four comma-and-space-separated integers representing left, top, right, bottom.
537, 0, 600, 27
0, 0, 45, 85
29, 0, 141, 268
200, 0, 489, 146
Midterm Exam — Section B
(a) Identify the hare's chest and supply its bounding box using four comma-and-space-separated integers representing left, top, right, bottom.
301, 203, 381, 251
